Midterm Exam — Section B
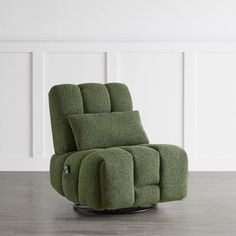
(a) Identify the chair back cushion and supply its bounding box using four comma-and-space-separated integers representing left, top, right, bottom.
49, 83, 133, 154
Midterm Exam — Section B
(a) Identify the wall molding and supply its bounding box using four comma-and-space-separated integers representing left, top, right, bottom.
2, 37, 236, 42
1, 40, 236, 171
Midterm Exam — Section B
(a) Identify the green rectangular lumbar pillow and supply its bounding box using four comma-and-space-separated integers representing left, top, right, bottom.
68, 111, 149, 150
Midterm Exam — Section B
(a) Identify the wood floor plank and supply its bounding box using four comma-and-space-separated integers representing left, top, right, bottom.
0, 172, 235, 236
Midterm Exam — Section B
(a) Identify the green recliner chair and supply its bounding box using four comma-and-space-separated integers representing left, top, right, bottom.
49, 83, 188, 214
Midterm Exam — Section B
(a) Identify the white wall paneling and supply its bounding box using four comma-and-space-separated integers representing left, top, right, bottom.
1, 41, 236, 171
1, 0, 236, 40
45, 52, 106, 156
119, 52, 184, 147
32, 52, 45, 159
191, 52, 236, 170
0, 52, 32, 158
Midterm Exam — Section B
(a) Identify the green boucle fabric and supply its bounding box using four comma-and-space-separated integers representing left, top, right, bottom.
62, 149, 101, 203
79, 148, 134, 210
49, 85, 83, 154
105, 83, 133, 111
143, 144, 188, 202
50, 145, 164, 210
68, 111, 149, 151
120, 146, 160, 186
49, 83, 133, 155
50, 152, 73, 196
134, 185, 160, 206
79, 83, 111, 113
49, 82, 188, 210
50, 144, 187, 210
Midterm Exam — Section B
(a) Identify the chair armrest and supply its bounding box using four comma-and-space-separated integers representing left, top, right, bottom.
79, 148, 134, 210
50, 152, 73, 196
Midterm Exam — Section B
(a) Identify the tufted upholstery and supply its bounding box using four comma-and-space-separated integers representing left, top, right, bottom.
49, 82, 188, 211
49, 83, 132, 155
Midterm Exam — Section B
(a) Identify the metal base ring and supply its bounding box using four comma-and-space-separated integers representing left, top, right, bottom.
73, 204, 157, 215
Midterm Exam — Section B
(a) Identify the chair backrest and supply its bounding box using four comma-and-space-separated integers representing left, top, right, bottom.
49, 83, 133, 154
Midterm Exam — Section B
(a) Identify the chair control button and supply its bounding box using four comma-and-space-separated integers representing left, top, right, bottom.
64, 165, 70, 174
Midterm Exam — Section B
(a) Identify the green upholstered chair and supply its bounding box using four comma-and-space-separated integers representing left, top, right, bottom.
49, 83, 188, 214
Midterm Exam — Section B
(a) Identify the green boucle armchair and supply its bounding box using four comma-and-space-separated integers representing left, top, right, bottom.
49, 83, 188, 214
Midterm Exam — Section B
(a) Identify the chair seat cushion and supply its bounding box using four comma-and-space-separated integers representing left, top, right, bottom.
50, 144, 188, 210
50, 145, 160, 210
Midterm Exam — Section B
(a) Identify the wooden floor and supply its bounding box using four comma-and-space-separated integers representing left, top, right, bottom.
0, 172, 235, 236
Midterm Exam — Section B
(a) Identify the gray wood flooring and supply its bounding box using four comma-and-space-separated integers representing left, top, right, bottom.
0, 172, 235, 236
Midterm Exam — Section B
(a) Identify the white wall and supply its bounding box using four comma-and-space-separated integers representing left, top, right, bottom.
1, 0, 236, 39
1, 1, 236, 171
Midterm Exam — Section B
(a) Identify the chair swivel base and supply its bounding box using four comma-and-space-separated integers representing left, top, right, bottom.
73, 204, 157, 215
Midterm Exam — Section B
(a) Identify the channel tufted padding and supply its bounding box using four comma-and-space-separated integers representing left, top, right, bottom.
62, 148, 102, 203
49, 82, 188, 211
120, 146, 160, 186
50, 152, 74, 196
134, 185, 160, 206
49, 83, 133, 155
105, 83, 133, 111
50, 145, 161, 210
143, 144, 188, 202
50, 144, 187, 210
79, 83, 111, 113
49, 84, 83, 155
78, 148, 135, 210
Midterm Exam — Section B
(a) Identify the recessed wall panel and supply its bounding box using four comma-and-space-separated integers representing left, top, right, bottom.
119, 52, 184, 146
196, 53, 236, 158
45, 52, 106, 156
0, 53, 32, 157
